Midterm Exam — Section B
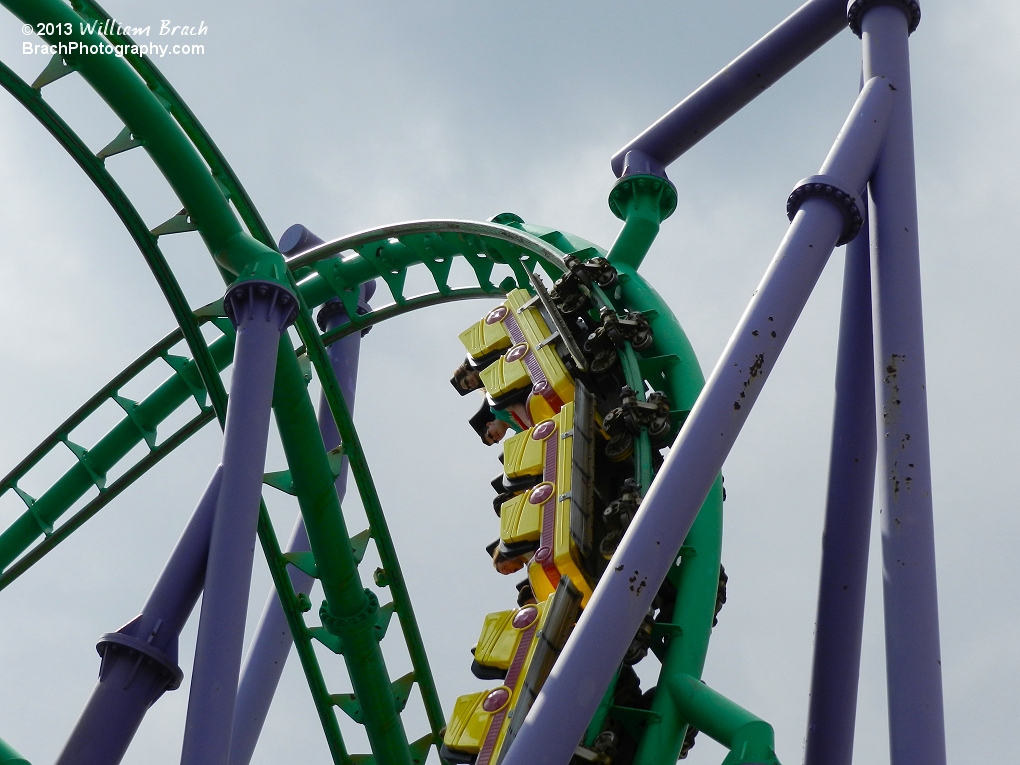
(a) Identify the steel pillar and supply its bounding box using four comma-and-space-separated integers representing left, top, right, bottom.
180, 281, 297, 765
858, 4, 947, 763
610, 0, 847, 177
501, 77, 895, 765
55, 468, 223, 765
228, 226, 374, 765
803, 209, 876, 765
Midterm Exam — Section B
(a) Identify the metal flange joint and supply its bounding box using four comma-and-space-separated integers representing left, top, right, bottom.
786, 174, 866, 246
847, 0, 921, 37
320, 588, 381, 639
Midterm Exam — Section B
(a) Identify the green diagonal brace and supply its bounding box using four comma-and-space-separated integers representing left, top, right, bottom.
666, 675, 779, 765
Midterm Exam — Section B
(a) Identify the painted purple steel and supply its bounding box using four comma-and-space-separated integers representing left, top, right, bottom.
861, 5, 947, 764
228, 519, 316, 765
180, 281, 297, 765
610, 0, 847, 178
227, 227, 373, 765
54, 468, 223, 765
501, 80, 895, 765
803, 209, 876, 765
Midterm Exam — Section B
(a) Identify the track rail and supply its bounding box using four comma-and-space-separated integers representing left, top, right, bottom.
0, 0, 727, 760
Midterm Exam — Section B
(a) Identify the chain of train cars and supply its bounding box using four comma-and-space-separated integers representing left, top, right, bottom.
442, 256, 712, 765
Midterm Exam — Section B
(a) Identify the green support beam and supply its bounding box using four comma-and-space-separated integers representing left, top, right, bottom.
271, 338, 414, 765
0, 60, 229, 423
667, 675, 779, 765
0, 736, 29, 765
606, 174, 678, 271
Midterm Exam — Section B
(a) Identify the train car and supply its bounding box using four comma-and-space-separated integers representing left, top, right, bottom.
460, 288, 578, 425
446, 262, 686, 765
498, 384, 599, 605
441, 578, 583, 765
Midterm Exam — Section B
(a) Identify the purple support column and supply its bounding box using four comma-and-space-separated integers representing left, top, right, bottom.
610, 0, 847, 177
179, 280, 297, 765
227, 226, 375, 765
858, 4, 947, 764
803, 207, 876, 765
55, 468, 223, 765
501, 78, 895, 765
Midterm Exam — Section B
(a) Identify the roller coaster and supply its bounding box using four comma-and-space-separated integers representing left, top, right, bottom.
0, 2, 945, 765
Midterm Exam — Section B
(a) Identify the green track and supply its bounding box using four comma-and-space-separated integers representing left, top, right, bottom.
0, 2, 778, 764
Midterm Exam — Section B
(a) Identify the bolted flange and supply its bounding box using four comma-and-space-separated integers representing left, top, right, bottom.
786, 174, 866, 246
223, 279, 298, 331
608, 173, 678, 224
847, 0, 921, 37
320, 588, 380, 638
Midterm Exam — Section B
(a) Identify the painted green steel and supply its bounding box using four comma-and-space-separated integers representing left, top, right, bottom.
606, 174, 678, 272
0, 3, 737, 754
285, 219, 568, 310
0, 408, 215, 593
256, 502, 353, 764
5, 0, 281, 280
0, 5, 440, 755
0, 60, 229, 424
589, 283, 656, 493
60, 7, 449, 746
667, 675, 778, 765
288, 282, 448, 747
316, 289, 497, 347
73, 0, 275, 247
0, 735, 29, 765
0, 330, 236, 574
272, 337, 414, 765
601, 189, 743, 763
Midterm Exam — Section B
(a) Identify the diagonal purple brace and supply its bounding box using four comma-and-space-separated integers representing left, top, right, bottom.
54, 467, 223, 765
227, 225, 375, 765
179, 280, 297, 765
803, 203, 876, 765
611, 0, 849, 178
501, 76, 896, 765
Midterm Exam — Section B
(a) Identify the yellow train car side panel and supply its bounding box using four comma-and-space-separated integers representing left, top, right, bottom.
444, 690, 495, 755
478, 600, 551, 764
491, 290, 575, 422
525, 398, 595, 607
473, 609, 519, 672
501, 427, 544, 480
505, 290, 551, 345
533, 342, 575, 410
499, 493, 542, 546
479, 355, 530, 401
444, 600, 552, 761
458, 309, 512, 361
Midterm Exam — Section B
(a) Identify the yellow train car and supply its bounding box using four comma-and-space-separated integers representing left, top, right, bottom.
441, 579, 583, 765
498, 383, 599, 606
459, 289, 577, 425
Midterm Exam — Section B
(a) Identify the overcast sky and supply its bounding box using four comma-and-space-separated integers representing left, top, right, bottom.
0, 1, 1017, 764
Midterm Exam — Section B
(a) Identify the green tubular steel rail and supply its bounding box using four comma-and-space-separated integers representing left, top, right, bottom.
72, 0, 275, 246
1, 0, 444, 758
0, 324, 236, 579
0, 325, 230, 591
0, 0, 768, 760
0, 60, 229, 423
